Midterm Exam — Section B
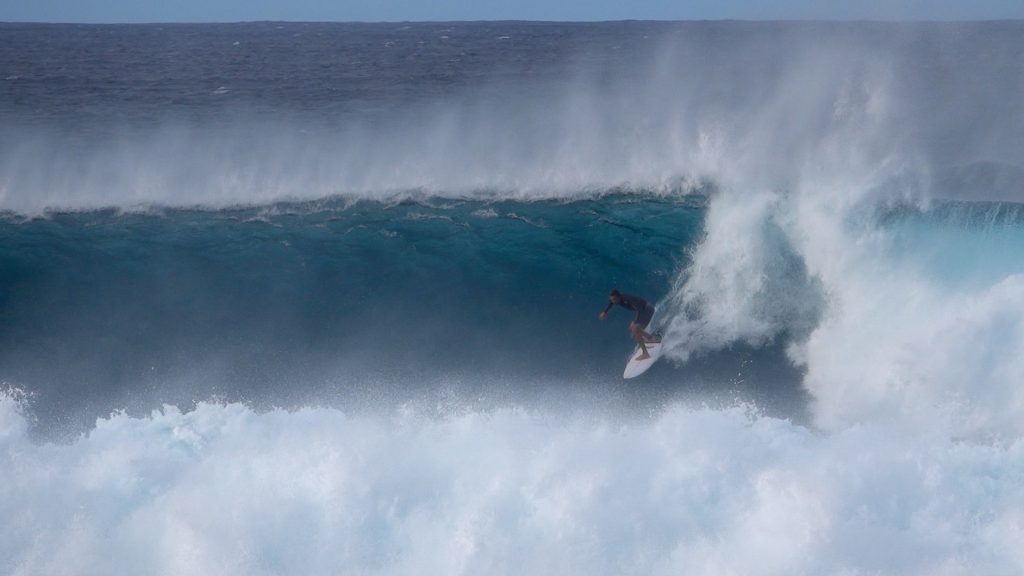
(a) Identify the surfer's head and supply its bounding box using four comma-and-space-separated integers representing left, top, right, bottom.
609, 288, 621, 303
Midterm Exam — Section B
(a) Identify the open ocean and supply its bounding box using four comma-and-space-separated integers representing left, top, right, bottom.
2, 21, 1024, 575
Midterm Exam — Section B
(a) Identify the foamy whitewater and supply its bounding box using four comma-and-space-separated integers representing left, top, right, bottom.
2, 21, 1024, 575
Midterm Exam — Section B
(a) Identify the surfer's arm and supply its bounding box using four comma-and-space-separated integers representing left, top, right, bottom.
599, 300, 614, 320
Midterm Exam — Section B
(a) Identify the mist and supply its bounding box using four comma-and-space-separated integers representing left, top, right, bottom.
2, 22, 1022, 214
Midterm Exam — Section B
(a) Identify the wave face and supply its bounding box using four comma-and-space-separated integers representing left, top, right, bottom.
3, 21, 1024, 575
4, 195, 812, 433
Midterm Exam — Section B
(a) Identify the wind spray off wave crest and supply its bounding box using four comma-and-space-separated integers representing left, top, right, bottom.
4, 22, 1023, 213
617, 22, 1024, 439
661, 181, 1024, 438
654, 38, 1024, 434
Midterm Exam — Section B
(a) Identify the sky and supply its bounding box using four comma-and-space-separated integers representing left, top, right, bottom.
1, 0, 1023, 23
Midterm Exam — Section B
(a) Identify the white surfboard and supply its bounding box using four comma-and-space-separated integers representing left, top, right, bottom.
623, 341, 663, 379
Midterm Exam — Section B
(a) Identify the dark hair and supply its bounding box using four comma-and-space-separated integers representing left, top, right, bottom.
610, 289, 621, 298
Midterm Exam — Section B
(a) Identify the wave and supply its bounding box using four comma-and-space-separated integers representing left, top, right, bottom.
662, 189, 1024, 440
4, 23, 1024, 573
4, 194, 1024, 442
2, 392, 1023, 575
3, 194, 810, 436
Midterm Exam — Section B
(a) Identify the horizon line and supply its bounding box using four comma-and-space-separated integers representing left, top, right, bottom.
3, 17, 1024, 26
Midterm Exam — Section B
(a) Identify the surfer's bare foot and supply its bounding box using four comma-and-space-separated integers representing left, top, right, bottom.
635, 352, 651, 361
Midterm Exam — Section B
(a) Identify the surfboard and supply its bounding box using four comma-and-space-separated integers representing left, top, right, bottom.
623, 341, 663, 379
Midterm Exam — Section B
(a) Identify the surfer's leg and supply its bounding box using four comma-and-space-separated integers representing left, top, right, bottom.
631, 323, 651, 360
630, 321, 645, 342
640, 328, 661, 343
637, 340, 650, 359
636, 304, 659, 343
636, 315, 660, 344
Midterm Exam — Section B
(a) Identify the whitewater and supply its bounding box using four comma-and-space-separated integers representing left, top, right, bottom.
2, 21, 1024, 575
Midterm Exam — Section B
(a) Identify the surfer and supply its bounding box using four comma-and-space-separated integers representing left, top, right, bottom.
599, 289, 660, 360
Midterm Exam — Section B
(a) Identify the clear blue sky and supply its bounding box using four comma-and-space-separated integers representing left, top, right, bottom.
2, 0, 1022, 23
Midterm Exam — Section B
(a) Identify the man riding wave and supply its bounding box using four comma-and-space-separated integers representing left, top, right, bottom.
599, 289, 661, 360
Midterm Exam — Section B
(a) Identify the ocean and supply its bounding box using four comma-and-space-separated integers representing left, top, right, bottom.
2, 21, 1024, 575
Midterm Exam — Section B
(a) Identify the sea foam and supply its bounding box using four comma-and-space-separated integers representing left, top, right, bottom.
2, 393, 1023, 576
